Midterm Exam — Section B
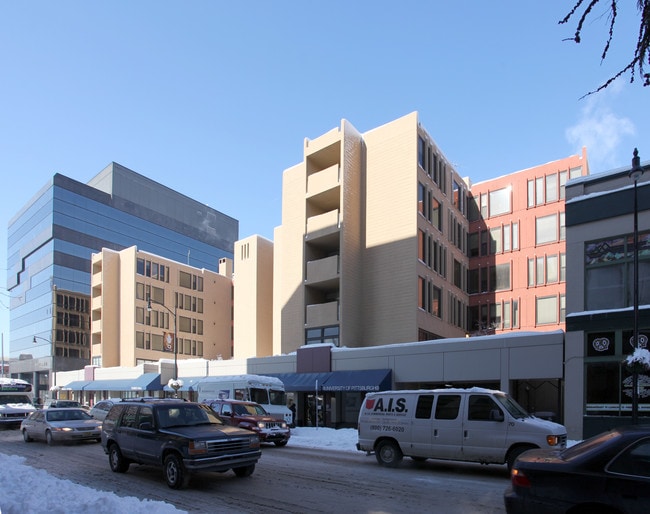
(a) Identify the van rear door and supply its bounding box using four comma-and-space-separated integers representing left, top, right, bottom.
430, 393, 465, 460
410, 394, 434, 457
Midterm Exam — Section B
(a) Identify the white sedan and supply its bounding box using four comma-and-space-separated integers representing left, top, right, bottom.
21, 408, 102, 445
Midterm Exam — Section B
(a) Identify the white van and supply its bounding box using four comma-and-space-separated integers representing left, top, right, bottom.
357, 388, 567, 470
196, 374, 292, 424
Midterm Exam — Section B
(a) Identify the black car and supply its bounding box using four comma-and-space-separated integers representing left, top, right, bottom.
101, 398, 261, 489
505, 425, 650, 514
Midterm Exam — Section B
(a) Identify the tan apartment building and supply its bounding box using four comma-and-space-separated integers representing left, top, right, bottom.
273, 112, 470, 355
90, 246, 234, 367
467, 150, 589, 334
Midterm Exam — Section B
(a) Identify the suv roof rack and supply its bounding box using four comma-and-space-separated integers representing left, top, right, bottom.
120, 397, 187, 403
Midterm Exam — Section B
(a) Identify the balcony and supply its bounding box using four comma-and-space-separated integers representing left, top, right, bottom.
307, 164, 340, 210
305, 301, 340, 328
306, 209, 340, 244
305, 255, 340, 289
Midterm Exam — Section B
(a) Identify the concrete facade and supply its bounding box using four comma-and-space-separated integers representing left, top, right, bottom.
273, 112, 471, 355
90, 247, 234, 367
565, 159, 650, 438
233, 235, 274, 358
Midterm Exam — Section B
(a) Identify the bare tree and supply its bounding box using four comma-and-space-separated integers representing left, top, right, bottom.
560, 0, 650, 94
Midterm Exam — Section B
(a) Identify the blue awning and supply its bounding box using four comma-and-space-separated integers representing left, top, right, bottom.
77, 373, 162, 392
266, 372, 331, 392
321, 369, 392, 392
62, 380, 92, 391
268, 369, 392, 393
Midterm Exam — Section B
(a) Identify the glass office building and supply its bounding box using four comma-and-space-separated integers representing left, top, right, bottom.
7, 162, 237, 399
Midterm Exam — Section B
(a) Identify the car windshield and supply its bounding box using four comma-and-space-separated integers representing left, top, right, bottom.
46, 409, 92, 422
493, 393, 530, 419
157, 404, 221, 428
561, 429, 622, 460
235, 403, 267, 416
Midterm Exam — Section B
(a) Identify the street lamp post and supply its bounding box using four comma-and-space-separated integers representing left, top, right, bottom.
146, 296, 179, 397
630, 148, 644, 424
33, 335, 57, 399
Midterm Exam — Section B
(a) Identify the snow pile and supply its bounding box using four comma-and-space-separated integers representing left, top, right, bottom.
0, 453, 185, 514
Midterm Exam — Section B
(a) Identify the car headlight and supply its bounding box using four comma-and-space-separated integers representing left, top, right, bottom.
188, 440, 208, 455
257, 422, 265, 429
280, 422, 287, 429
250, 435, 260, 448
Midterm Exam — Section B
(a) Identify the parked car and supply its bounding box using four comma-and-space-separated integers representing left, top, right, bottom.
43, 400, 82, 409
101, 398, 262, 489
20, 408, 102, 445
504, 425, 650, 514
204, 399, 291, 447
89, 399, 122, 421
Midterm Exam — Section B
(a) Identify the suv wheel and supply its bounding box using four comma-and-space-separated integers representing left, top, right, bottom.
164, 454, 189, 489
233, 464, 255, 478
108, 444, 130, 473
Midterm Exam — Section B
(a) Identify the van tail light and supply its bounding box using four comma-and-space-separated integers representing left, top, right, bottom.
511, 468, 531, 488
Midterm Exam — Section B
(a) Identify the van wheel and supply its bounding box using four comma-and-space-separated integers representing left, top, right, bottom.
164, 454, 190, 489
506, 445, 535, 471
376, 440, 403, 468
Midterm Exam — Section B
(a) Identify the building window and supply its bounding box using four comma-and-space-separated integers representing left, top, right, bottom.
305, 326, 339, 346
453, 259, 463, 289
418, 230, 426, 262
418, 136, 426, 168
179, 271, 192, 289
585, 233, 650, 310
536, 214, 558, 245
432, 198, 441, 231
559, 170, 568, 200
468, 232, 479, 257
547, 254, 558, 283
488, 187, 511, 217
535, 177, 544, 206
536, 296, 558, 325
494, 263, 511, 291
490, 226, 502, 254
512, 222, 519, 250
560, 253, 566, 282
432, 285, 442, 318
418, 182, 425, 215
418, 276, 426, 309
527, 180, 535, 208
546, 174, 558, 203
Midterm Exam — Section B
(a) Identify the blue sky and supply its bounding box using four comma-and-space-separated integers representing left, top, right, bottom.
1, 2, 648, 346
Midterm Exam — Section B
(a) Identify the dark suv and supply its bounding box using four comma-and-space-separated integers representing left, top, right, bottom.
101, 398, 261, 489
205, 399, 291, 446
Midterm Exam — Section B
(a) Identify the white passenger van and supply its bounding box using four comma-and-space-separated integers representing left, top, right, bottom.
357, 388, 567, 470
196, 374, 292, 424
0, 377, 36, 426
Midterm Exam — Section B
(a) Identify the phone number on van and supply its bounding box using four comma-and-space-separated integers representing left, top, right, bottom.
370, 425, 406, 432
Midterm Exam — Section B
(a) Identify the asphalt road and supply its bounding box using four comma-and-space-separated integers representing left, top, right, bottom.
0, 427, 508, 513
